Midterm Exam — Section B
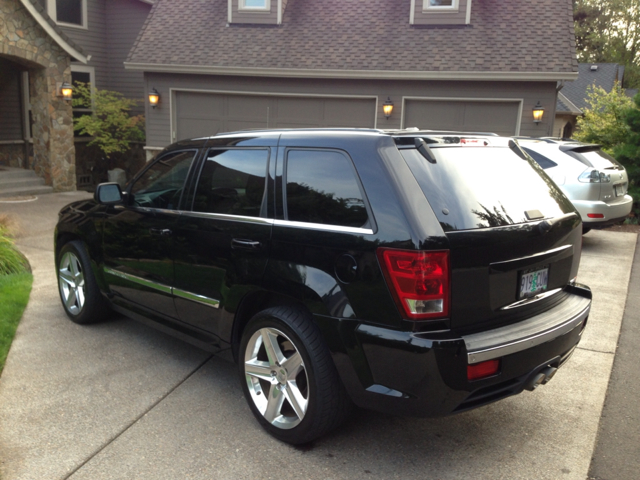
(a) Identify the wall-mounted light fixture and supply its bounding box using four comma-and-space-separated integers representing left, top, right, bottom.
532, 101, 544, 124
383, 97, 394, 119
58, 82, 73, 101
148, 88, 160, 109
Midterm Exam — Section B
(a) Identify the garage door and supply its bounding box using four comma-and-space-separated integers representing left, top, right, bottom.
175, 92, 376, 141
403, 99, 521, 136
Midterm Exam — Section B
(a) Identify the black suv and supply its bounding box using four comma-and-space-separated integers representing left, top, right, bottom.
55, 129, 592, 444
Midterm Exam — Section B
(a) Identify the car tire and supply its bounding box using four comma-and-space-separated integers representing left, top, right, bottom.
57, 240, 111, 324
239, 306, 352, 444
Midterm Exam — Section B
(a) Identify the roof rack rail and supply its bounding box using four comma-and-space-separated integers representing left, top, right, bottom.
383, 129, 499, 137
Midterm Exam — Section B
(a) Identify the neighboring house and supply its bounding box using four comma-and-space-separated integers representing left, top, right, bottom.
0, 0, 152, 190
125, 0, 580, 159
553, 63, 626, 138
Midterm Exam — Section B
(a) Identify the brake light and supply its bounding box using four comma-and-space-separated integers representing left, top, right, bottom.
377, 248, 450, 320
467, 359, 501, 381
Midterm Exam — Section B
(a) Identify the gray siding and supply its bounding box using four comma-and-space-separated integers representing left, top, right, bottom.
56, 0, 109, 89
413, 0, 468, 25
143, 72, 558, 148
0, 61, 23, 141
231, 0, 278, 24
105, 0, 151, 114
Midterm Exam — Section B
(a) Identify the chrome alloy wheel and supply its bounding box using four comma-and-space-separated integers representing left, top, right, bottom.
244, 327, 309, 430
58, 251, 85, 315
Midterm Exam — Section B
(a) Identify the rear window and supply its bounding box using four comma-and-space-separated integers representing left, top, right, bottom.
565, 148, 623, 170
399, 146, 569, 232
522, 148, 558, 169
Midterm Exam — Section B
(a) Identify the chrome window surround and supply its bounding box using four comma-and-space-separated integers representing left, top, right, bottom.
104, 267, 219, 309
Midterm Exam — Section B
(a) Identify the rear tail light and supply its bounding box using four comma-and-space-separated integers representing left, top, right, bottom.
377, 248, 449, 320
467, 359, 501, 381
579, 169, 610, 183
587, 213, 604, 219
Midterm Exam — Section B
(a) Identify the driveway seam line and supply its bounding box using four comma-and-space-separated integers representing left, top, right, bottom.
62, 354, 214, 480
576, 346, 615, 355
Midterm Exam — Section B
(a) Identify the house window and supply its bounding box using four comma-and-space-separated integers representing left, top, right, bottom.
48, 0, 87, 28
239, 0, 270, 11
424, 0, 458, 10
70, 66, 94, 137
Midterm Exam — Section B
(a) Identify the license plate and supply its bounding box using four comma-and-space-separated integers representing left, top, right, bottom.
519, 267, 549, 299
614, 184, 627, 197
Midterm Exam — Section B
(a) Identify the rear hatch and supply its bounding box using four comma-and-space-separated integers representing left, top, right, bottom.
397, 136, 582, 333
560, 145, 629, 203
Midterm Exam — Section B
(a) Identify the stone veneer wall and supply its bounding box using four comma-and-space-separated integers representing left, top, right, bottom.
0, 0, 76, 190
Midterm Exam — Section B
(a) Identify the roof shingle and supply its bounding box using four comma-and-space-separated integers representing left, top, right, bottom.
127, 0, 578, 76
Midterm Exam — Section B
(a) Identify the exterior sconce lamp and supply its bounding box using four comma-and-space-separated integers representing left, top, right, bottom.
58, 82, 73, 101
148, 88, 160, 108
532, 101, 544, 124
383, 97, 394, 119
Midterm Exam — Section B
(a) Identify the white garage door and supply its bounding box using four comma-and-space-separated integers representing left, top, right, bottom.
403, 99, 521, 136
175, 92, 377, 141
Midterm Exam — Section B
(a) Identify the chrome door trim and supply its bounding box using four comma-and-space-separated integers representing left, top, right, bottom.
104, 267, 172, 294
173, 288, 220, 309
181, 211, 274, 226
104, 267, 221, 308
273, 219, 374, 235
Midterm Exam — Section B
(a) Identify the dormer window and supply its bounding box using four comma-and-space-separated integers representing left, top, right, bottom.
239, 0, 270, 11
47, 0, 88, 28
424, 0, 459, 11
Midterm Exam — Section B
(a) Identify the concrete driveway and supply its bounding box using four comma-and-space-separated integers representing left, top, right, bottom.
0, 192, 637, 480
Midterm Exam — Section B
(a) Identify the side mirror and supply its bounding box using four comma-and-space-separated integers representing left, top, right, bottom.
94, 182, 123, 205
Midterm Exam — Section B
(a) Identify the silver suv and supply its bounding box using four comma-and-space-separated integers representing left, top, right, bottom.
518, 139, 633, 232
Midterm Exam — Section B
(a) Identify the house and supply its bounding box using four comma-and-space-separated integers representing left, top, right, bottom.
553, 63, 626, 138
125, 0, 580, 160
0, 0, 152, 191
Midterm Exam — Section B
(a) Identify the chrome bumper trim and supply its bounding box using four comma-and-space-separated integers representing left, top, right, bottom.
463, 293, 590, 364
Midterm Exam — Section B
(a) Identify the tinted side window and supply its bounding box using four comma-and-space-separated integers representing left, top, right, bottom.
193, 149, 268, 217
285, 149, 368, 228
130, 150, 196, 209
522, 148, 558, 169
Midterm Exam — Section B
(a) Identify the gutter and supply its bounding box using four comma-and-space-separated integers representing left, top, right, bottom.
124, 62, 579, 82
19, 0, 87, 63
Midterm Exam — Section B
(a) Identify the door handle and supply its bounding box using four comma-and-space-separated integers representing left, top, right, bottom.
231, 238, 262, 249
149, 228, 172, 236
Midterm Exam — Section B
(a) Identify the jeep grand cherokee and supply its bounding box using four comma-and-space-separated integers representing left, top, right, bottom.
54, 129, 591, 444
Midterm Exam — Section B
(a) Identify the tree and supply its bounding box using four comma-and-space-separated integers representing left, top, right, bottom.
72, 83, 145, 158
573, 0, 640, 88
613, 93, 640, 204
573, 83, 634, 150
574, 87, 640, 206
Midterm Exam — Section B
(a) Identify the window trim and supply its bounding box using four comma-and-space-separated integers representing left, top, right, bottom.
238, 0, 271, 12
71, 64, 95, 110
47, 0, 88, 29
282, 147, 374, 231
423, 0, 459, 11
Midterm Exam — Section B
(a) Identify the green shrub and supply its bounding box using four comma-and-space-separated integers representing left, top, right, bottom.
0, 219, 29, 276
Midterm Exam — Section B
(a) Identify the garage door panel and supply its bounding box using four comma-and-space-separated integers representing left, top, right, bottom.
404, 99, 519, 136
176, 92, 376, 140
324, 99, 376, 127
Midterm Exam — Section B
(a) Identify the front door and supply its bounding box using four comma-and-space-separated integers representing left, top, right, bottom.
103, 149, 198, 318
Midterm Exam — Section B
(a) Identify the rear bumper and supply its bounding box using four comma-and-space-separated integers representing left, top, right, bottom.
334, 285, 591, 417
573, 195, 633, 225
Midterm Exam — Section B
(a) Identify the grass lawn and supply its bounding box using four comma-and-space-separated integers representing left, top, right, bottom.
0, 272, 33, 375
